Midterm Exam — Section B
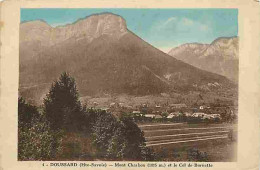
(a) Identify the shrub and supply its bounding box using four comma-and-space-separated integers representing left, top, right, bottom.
18, 97, 62, 160
91, 111, 155, 161
107, 117, 153, 160
187, 148, 209, 162
91, 110, 118, 158
18, 97, 38, 129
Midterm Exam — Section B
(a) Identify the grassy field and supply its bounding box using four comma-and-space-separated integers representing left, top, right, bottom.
151, 138, 237, 162
138, 122, 237, 162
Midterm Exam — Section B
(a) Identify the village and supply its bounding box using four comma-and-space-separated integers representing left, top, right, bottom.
87, 100, 237, 124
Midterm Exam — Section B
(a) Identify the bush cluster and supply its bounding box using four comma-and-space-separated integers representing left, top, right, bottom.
91, 111, 155, 160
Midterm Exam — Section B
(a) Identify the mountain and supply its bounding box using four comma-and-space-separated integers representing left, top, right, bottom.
19, 13, 235, 104
168, 37, 238, 82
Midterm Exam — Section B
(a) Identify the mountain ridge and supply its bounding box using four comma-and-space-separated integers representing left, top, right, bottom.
168, 36, 238, 82
20, 13, 127, 44
19, 13, 236, 104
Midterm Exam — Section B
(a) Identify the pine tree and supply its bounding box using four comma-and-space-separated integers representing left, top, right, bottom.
43, 72, 85, 131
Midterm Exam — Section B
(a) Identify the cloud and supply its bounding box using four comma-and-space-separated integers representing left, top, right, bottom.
182, 18, 194, 26
163, 17, 177, 26
154, 17, 205, 32
154, 16, 178, 31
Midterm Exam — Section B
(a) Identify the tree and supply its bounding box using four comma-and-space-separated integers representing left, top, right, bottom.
43, 72, 85, 131
91, 110, 118, 158
91, 111, 155, 161
161, 111, 169, 119
18, 97, 38, 129
105, 117, 155, 161
18, 97, 60, 160
117, 117, 146, 160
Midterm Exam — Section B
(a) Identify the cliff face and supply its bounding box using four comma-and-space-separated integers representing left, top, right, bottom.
20, 14, 128, 62
20, 14, 127, 45
168, 37, 239, 82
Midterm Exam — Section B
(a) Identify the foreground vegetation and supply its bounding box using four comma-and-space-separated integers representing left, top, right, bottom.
18, 72, 154, 161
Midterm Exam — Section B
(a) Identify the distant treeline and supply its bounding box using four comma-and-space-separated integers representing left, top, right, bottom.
18, 72, 155, 161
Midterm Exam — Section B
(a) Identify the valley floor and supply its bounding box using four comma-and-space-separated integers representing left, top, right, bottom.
138, 122, 237, 162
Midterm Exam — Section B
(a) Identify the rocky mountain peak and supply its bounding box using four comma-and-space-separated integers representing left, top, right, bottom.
167, 37, 239, 82
201, 37, 238, 60
54, 13, 128, 42
20, 13, 128, 45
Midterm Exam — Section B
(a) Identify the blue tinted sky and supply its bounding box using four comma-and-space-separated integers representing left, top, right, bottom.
21, 8, 238, 52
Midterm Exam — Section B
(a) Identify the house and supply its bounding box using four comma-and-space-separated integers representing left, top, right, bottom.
167, 112, 182, 119
184, 112, 193, 117
199, 106, 205, 110
201, 114, 221, 121
199, 105, 210, 110
202, 114, 212, 120
132, 111, 142, 117
133, 110, 141, 114
154, 115, 163, 119
192, 112, 206, 118
155, 105, 161, 108
211, 114, 221, 119
144, 114, 156, 118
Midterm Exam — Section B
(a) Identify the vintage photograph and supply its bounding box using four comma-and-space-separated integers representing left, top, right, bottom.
18, 8, 238, 161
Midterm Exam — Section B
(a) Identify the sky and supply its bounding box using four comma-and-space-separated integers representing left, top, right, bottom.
21, 8, 238, 52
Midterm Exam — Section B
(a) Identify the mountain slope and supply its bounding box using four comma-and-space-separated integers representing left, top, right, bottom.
19, 13, 235, 104
168, 37, 239, 82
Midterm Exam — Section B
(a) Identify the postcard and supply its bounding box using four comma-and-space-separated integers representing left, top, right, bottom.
0, 0, 259, 170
